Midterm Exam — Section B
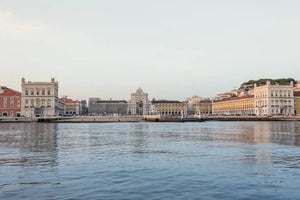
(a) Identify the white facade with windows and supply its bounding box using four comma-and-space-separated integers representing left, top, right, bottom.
254, 81, 294, 116
21, 77, 62, 117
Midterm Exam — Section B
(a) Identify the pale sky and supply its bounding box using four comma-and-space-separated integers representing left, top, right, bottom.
0, 0, 299, 101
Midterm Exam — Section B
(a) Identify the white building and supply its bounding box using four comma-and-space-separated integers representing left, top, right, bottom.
21, 77, 63, 117
254, 81, 294, 116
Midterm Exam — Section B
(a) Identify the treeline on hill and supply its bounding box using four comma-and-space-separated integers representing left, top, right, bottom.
240, 78, 296, 90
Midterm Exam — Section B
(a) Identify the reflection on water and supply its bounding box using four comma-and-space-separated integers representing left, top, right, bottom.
0, 123, 58, 167
209, 121, 300, 146
0, 121, 300, 199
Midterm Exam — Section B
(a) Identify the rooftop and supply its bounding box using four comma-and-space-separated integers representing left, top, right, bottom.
294, 91, 300, 97
0, 87, 21, 96
214, 95, 254, 103
60, 98, 78, 104
152, 100, 182, 103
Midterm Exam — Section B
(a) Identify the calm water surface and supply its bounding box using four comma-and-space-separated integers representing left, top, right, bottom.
1, 121, 300, 199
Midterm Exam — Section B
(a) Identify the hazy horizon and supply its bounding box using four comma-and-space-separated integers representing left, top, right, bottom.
1, 0, 300, 101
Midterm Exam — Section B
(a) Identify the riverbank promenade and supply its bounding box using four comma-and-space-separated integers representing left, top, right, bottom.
1, 115, 300, 123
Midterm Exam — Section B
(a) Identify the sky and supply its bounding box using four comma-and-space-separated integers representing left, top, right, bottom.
0, 0, 300, 101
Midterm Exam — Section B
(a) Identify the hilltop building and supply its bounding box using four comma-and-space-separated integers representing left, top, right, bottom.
216, 93, 232, 100
294, 81, 300, 91
0, 86, 21, 117
21, 78, 63, 117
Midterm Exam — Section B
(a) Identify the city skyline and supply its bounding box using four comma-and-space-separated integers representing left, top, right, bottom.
1, 0, 300, 100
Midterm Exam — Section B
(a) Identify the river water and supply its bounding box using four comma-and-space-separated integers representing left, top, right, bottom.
0, 121, 300, 199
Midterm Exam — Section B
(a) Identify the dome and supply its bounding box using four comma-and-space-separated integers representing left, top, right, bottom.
136, 87, 143, 93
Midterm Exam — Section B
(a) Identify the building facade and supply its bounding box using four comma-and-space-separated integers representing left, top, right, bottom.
151, 100, 184, 116
88, 98, 127, 115
81, 100, 88, 115
193, 99, 212, 115
254, 81, 294, 116
212, 95, 254, 116
21, 78, 61, 117
294, 91, 300, 115
128, 88, 150, 115
60, 97, 82, 115
0, 86, 21, 117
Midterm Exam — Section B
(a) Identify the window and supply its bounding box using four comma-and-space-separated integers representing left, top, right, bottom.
31, 99, 34, 108
10, 111, 13, 117
25, 90, 29, 96
17, 98, 20, 107
25, 99, 29, 108
36, 99, 40, 107
31, 90, 34, 95
48, 89, 51, 95
42, 99, 45, 107
3, 98, 7, 108
36, 90, 40, 96
42, 89, 45, 95
10, 98, 14, 107
47, 100, 51, 108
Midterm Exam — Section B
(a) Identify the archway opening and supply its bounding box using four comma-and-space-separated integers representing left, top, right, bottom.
136, 101, 143, 115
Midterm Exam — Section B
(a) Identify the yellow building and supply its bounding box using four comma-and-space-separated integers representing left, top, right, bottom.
295, 91, 300, 115
60, 97, 82, 115
193, 99, 212, 115
151, 100, 184, 115
212, 95, 254, 116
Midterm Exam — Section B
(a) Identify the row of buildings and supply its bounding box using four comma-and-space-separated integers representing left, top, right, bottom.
0, 78, 87, 117
1, 78, 300, 118
212, 81, 300, 116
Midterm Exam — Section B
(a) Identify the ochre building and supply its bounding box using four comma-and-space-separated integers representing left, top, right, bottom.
193, 99, 212, 115
212, 95, 254, 115
151, 100, 184, 116
295, 91, 300, 115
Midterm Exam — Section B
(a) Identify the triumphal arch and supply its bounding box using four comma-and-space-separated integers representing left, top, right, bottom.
128, 87, 150, 115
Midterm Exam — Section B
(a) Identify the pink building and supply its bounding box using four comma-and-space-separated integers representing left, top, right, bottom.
0, 86, 21, 117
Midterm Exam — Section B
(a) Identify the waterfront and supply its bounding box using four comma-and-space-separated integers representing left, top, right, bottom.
1, 122, 300, 199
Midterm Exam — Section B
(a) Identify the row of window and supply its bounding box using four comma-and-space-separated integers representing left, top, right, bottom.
1, 111, 20, 117
25, 89, 52, 96
0, 97, 21, 108
255, 100, 294, 107
24, 99, 52, 108
255, 90, 292, 98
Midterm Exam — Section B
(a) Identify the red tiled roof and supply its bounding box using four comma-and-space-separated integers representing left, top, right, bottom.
60, 98, 77, 104
214, 95, 254, 103
294, 91, 300, 97
0, 88, 21, 96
